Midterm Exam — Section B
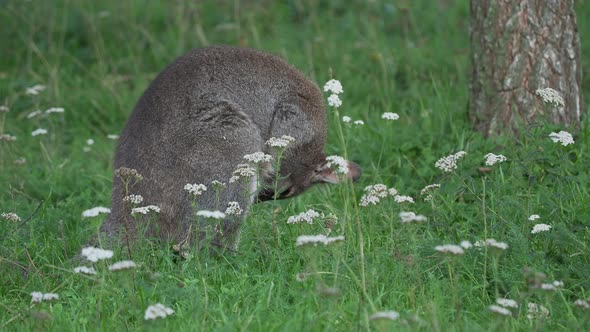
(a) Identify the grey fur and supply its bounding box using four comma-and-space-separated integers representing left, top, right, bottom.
100, 46, 361, 250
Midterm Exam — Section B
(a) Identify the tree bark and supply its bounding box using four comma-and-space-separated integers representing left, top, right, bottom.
469, 0, 583, 137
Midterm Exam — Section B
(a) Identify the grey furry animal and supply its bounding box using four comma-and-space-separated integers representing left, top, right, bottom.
100, 46, 361, 250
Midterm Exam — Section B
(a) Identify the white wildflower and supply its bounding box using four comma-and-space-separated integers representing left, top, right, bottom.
196, 210, 226, 219
123, 194, 144, 205
26, 110, 42, 119
229, 164, 256, 183
394, 195, 414, 203
574, 298, 590, 310
144, 303, 174, 320
45, 107, 64, 114
360, 184, 388, 207
325, 155, 348, 175
107, 134, 119, 140
81, 246, 113, 262
342, 116, 351, 123
484, 153, 507, 166
353, 120, 364, 126
31, 128, 48, 136
488, 305, 512, 317
484, 238, 509, 250
131, 205, 161, 215
420, 183, 440, 202
81, 206, 111, 217
86, 139, 94, 146
535, 88, 564, 107
243, 152, 272, 164
184, 183, 207, 196
388, 188, 398, 196
0, 105, 9, 113
265, 135, 295, 148
73, 266, 97, 275
31, 292, 58, 303
1, 212, 21, 222
496, 298, 518, 308
287, 209, 320, 224
25, 84, 46, 95
528, 214, 541, 221
549, 131, 574, 146
0, 134, 17, 142
420, 184, 440, 196
527, 302, 549, 319
399, 212, 427, 223
225, 202, 243, 216
323, 79, 343, 95
460, 240, 473, 249
435, 151, 467, 172
539, 280, 563, 291
435, 244, 465, 255
327, 94, 342, 108
531, 223, 551, 234
108, 260, 137, 271
296, 234, 345, 247
381, 112, 400, 121
369, 311, 400, 321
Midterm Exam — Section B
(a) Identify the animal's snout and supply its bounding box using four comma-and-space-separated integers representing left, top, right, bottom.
347, 161, 362, 182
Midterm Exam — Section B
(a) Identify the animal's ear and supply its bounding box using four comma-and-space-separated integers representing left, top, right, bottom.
269, 102, 314, 143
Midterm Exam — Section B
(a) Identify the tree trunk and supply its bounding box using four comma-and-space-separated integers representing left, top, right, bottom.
469, 0, 583, 137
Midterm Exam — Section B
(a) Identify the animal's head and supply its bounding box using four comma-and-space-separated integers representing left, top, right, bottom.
257, 147, 361, 202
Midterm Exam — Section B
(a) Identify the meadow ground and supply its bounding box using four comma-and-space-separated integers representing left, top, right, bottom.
1, 1, 590, 331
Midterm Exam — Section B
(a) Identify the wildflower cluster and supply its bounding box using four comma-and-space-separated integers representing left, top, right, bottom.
369, 311, 400, 321
324, 79, 343, 108
535, 88, 565, 107
381, 112, 400, 121
359, 184, 389, 206
527, 303, 550, 320
196, 210, 226, 219
229, 164, 256, 183
399, 212, 427, 223
108, 260, 137, 271
483, 153, 507, 166
115, 167, 143, 182
25, 84, 46, 95
265, 135, 295, 148
224, 201, 243, 216
531, 223, 551, 234
1, 212, 21, 223
81, 206, 111, 217
31, 292, 58, 303
31, 128, 48, 136
184, 183, 207, 196
131, 205, 161, 215
435, 241, 473, 256
325, 155, 348, 175
435, 151, 467, 172
296, 234, 345, 247
474, 238, 509, 250
549, 131, 574, 146
0, 134, 17, 142
144, 303, 175, 320
123, 194, 144, 205
81, 246, 114, 262
243, 152, 272, 164
287, 209, 320, 224
420, 183, 440, 202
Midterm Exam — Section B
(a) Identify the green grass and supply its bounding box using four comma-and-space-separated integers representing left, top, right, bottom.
1, 0, 590, 330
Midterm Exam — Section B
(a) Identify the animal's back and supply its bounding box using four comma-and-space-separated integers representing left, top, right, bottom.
101, 46, 329, 246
